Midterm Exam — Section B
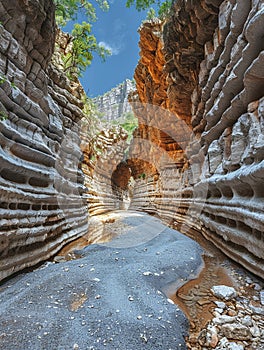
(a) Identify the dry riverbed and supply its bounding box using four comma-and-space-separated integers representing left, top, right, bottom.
0, 211, 263, 350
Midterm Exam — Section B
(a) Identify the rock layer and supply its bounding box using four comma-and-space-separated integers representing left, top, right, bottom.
81, 124, 130, 216
93, 79, 135, 122
129, 0, 264, 278
0, 0, 88, 281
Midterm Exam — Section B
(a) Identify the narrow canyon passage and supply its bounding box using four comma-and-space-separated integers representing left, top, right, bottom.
0, 0, 264, 350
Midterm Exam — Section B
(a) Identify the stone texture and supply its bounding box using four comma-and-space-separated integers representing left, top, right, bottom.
80, 123, 130, 216
0, 212, 203, 350
211, 285, 237, 300
221, 323, 251, 341
0, 0, 88, 281
93, 79, 135, 122
129, 0, 264, 279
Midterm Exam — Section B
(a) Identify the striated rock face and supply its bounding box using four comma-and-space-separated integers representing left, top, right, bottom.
93, 79, 135, 122
81, 123, 130, 216
130, 0, 264, 278
0, 0, 88, 281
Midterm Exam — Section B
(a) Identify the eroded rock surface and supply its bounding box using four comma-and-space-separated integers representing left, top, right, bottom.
0, 0, 88, 281
81, 125, 130, 216
93, 79, 135, 122
129, 0, 264, 279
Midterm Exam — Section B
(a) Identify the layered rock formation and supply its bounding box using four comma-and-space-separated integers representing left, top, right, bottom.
129, 0, 264, 278
0, 0, 88, 281
93, 79, 135, 122
0, 0, 263, 284
81, 123, 130, 216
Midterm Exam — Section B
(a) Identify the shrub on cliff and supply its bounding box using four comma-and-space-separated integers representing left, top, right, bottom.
54, 0, 111, 77
126, 0, 173, 19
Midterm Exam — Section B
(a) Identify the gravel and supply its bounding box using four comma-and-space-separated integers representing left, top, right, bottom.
0, 212, 203, 350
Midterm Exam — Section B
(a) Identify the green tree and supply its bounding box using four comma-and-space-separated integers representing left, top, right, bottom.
54, 0, 111, 77
120, 111, 138, 141
146, 7, 156, 20
126, 0, 172, 19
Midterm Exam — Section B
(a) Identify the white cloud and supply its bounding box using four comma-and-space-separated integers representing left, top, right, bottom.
113, 19, 126, 34
98, 41, 121, 55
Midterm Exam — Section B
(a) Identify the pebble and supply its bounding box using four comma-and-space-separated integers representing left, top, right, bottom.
143, 271, 152, 276
241, 315, 252, 327
228, 343, 244, 350
250, 325, 261, 337
211, 285, 237, 300
167, 298, 174, 305
260, 290, 264, 306
192, 281, 264, 350
210, 332, 218, 348
221, 323, 251, 340
215, 308, 224, 314
214, 301, 226, 309
253, 283, 261, 291
249, 303, 264, 315
227, 309, 237, 317
245, 277, 253, 284
213, 315, 236, 325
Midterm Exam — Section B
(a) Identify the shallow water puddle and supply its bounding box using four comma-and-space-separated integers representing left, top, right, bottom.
167, 255, 236, 332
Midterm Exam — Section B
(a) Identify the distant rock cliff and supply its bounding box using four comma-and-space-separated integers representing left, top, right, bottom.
93, 79, 135, 121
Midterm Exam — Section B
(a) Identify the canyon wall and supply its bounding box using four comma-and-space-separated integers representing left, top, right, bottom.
81, 123, 130, 216
129, 0, 264, 278
93, 79, 135, 122
0, 0, 88, 281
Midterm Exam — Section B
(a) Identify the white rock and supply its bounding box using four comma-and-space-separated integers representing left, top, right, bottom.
211, 285, 237, 300
245, 277, 253, 284
253, 283, 261, 291
241, 315, 252, 327
260, 290, 264, 306
213, 315, 236, 325
250, 324, 261, 337
228, 342, 244, 350
142, 271, 152, 276
249, 303, 264, 315
215, 307, 224, 314
216, 337, 229, 349
214, 301, 226, 309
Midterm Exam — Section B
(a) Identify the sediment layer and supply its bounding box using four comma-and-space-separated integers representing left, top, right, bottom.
129, 0, 264, 279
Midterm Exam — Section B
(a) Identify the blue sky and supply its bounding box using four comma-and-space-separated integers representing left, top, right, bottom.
75, 1, 149, 97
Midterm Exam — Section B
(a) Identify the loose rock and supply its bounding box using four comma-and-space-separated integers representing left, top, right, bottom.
211, 286, 237, 300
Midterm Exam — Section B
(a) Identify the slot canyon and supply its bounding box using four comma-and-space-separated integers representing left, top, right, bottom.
0, 0, 263, 349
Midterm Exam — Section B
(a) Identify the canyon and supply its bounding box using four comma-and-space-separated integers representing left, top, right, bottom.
0, 0, 263, 349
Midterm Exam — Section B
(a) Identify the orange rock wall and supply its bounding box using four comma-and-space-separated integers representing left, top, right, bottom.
81, 124, 130, 216
129, 0, 264, 278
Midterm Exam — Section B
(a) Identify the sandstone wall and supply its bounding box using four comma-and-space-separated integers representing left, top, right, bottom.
0, 0, 88, 281
81, 123, 130, 216
130, 0, 264, 278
